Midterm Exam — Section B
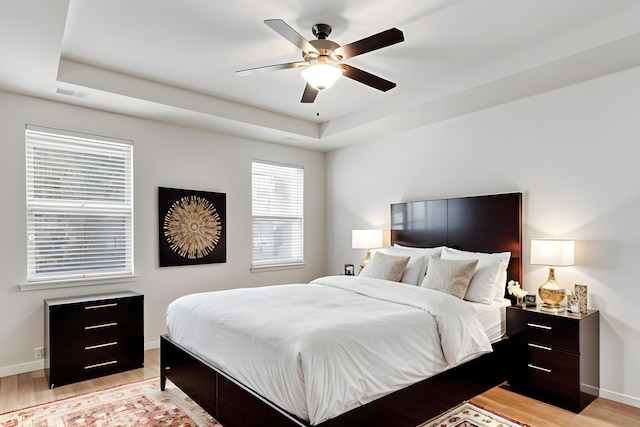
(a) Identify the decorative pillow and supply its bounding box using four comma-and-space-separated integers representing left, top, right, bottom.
441, 247, 511, 303
379, 247, 427, 285
359, 251, 410, 282
392, 245, 444, 279
420, 257, 478, 299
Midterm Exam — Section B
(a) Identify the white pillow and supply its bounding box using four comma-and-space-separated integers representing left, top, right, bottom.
359, 251, 410, 282
420, 257, 478, 299
378, 247, 426, 286
495, 269, 508, 300
441, 247, 511, 303
393, 244, 444, 279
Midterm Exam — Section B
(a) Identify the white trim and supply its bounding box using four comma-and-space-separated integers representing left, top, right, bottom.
599, 387, 640, 409
0, 360, 44, 379
145, 339, 160, 351
26, 124, 133, 146
250, 263, 306, 273
19, 275, 138, 291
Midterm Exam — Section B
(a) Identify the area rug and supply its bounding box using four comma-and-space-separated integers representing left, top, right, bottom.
419, 402, 531, 427
0, 377, 220, 427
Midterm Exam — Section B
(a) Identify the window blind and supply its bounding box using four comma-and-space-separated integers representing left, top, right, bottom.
25, 125, 134, 283
251, 160, 304, 267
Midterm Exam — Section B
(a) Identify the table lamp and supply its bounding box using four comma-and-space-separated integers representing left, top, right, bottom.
530, 238, 574, 312
352, 230, 383, 273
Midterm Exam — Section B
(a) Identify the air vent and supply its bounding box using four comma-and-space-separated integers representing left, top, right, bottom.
52, 86, 91, 100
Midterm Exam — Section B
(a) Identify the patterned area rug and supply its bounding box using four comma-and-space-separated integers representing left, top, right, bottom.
420, 402, 531, 427
0, 377, 219, 427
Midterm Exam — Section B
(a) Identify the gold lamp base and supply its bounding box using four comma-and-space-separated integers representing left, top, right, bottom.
538, 267, 567, 313
359, 250, 372, 273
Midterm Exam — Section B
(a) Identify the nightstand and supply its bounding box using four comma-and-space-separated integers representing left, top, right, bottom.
44, 291, 144, 388
506, 305, 599, 412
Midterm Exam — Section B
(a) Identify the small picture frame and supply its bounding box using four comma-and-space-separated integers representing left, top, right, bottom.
524, 294, 537, 307
567, 293, 580, 314
344, 264, 354, 276
574, 284, 588, 313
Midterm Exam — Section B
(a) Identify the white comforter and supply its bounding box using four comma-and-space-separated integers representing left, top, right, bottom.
166, 275, 492, 425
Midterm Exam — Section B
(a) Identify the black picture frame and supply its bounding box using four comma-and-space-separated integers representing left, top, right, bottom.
524, 294, 537, 307
158, 187, 226, 267
344, 264, 354, 275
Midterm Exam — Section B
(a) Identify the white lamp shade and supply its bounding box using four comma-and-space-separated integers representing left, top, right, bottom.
301, 63, 343, 90
352, 230, 383, 249
531, 239, 574, 266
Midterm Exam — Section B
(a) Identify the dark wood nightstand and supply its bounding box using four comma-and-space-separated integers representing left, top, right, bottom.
44, 291, 144, 388
506, 305, 599, 412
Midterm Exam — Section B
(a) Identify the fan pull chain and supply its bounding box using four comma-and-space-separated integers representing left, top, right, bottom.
316, 91, 322, 117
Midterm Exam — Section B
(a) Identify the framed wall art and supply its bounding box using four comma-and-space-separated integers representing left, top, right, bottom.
158, 187, 226, 267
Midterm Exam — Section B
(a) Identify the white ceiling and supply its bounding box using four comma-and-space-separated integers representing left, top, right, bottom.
1, 0, 639, 151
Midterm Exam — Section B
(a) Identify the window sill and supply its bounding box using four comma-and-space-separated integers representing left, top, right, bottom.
19, 275, 138, 291
250, 263, 305, 273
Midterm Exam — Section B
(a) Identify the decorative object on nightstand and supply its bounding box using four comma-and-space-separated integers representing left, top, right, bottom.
567, 292, 580, 314
506, 306, 599, 413
523, 294, 537, 307
574, 283, 588, 313
507, 280, 527, 306
530, 238, 574, 313
352, 229, 383, 272
344, 263, 354, 275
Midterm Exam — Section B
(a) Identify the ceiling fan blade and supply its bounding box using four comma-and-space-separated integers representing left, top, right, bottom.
264, 19, 318, 55
340, 64, 396, 92
236, 61, 308, 76
335, 28, 404, 60
301, 83, 319, 103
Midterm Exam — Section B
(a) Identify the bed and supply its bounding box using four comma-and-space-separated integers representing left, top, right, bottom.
160, 192, 522, 427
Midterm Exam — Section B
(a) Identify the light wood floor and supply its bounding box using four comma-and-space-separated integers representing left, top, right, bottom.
1, 348, 639, 426
0, 348, 160, 414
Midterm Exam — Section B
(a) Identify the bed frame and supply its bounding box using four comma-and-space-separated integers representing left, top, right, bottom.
161, 192, 522, 427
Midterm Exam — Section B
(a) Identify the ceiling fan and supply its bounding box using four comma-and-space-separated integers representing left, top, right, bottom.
236, 19, 405, 103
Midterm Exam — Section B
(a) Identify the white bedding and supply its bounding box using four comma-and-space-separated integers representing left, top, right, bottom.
166, 275, 493, 425
468, 298, 511, 343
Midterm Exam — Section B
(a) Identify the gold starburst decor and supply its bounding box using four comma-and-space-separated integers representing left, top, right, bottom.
159, 187, 226, 267
164, 196, 221, 258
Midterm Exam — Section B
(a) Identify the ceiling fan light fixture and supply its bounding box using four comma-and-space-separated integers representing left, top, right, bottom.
301, 62, 343, 90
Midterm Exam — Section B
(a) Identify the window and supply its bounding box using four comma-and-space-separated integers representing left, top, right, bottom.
24, 125, 133, 288
251, 160, 304, 269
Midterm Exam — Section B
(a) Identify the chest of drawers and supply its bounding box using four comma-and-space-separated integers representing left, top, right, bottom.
506, 306, 599, 412
44, 291, 144, 388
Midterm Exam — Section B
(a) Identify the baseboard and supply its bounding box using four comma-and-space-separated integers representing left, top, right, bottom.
0, 360, 44, 379
599, 388, 640, 409
0, 340, 161, 379
145, 339, 160, 351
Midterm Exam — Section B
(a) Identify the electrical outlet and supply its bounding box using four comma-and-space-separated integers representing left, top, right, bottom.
35, 347, 44, 359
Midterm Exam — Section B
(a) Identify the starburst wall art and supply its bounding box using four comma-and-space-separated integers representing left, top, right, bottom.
158, 187, 226, 267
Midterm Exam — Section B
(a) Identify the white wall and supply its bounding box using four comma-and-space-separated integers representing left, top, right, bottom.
0, 91, 326, 376
326, 67, 640, 407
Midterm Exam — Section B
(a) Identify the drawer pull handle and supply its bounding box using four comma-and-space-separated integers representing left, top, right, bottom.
528, 343, 552, 351
85, 360, 117, 370
528, 363, 552, 373
85, 341, 118, 350
527, 322, 552, 330
85, 303, 118, 310
85, 322, 117, 330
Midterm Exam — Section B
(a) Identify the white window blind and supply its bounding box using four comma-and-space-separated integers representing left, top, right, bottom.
25, 125, 134, 285
251, 160, 304, 268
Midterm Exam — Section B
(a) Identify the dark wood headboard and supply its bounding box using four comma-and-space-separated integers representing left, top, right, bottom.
390, 192, 522, 289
